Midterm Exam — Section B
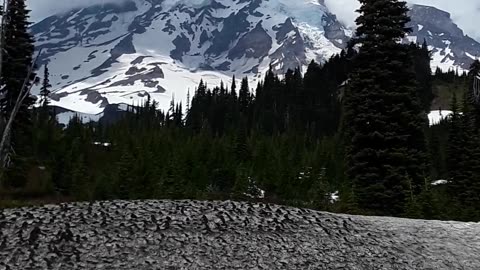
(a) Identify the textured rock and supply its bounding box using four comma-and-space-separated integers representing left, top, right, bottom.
0, 200, 479, 269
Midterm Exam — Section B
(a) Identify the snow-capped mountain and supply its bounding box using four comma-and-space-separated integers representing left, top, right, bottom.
30, 0, 480, 115
31, 0, 349, 115
408, 5, 480, 72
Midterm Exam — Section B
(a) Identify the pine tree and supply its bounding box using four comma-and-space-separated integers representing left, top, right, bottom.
446, 78, 480, 220
116, 148, 136, 199
468, 60, 480, 129
0, 0, 36, 164
40, 64, 51, 108
233, 165, 249, 198
344, 0, 428, 215
1, 0, 35, 120
231, 75, 237, 96
412, 40, 434, 112
238, 77, 250, 113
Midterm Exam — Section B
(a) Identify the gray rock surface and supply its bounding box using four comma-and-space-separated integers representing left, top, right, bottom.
1, 200, 479, 269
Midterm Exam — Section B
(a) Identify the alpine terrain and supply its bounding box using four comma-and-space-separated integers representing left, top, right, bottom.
30, 0, 480, 117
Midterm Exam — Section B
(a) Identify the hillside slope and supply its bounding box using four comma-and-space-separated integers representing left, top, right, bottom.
1, 200, 479, 269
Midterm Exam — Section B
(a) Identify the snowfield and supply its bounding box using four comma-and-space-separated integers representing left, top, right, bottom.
428, 110, 453, 125
1, 200, 479, 269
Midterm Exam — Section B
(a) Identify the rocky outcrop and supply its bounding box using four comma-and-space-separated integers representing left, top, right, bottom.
408, 5, 480, 70
1, 200, 479, 269
228, 22, 272, 60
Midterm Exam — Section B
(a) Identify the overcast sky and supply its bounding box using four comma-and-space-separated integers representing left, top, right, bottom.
27, 0, 480, 40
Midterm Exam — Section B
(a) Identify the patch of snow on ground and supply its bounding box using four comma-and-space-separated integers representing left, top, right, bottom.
432, 179, 448, 186
428, 110, 453, 126
330, 191, 339, 203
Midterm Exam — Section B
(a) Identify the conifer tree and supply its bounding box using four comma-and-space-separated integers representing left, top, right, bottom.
344, 0, 428, 215
0, 0, 36, 166
444, 63, 480, 220
1, 0, 35, 119
231, 75, 237, 95
412, 40, 433, 112
238, 77, 250, 113
40, 64, 51, 108
468, 60, 480, 129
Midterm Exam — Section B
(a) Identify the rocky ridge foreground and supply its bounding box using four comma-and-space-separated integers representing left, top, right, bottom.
0, 200, 479, 269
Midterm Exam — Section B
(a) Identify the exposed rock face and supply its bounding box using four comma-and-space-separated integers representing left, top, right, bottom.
0, 200, 479, 269
407, 5, 480, 71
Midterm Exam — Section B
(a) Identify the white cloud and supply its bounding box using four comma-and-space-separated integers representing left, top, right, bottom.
325, 0, 480, 41
324, 0, 360, 28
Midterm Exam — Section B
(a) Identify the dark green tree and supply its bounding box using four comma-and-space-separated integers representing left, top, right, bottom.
0, 0, 36, 178
344, 0, 428, 215
1, 0, 35, 130
238, 77, 250, 113
468, 60, 480, 129
39, 64, 51, 108
412, 40, 434, 112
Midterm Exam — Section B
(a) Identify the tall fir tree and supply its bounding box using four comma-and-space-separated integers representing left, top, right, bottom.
344, 0, 428, 215
468, 60, 480, 130
412, 40, 434, 112
0, 0, 36, 161
238, 77, 250, 113
40, 63, 51, 108
446, 91, 480, 220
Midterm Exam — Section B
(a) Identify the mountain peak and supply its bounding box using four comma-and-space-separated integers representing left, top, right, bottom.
31, 0, 347, 114
408, 4, 480, 71
30, 0, 480, 115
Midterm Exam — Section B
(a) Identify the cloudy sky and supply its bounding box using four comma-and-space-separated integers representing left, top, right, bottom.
27, 0, 480, 40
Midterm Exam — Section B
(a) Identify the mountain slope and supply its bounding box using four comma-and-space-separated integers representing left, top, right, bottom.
30, 0, 480, 115
408, 4, 480, 71
31, 0, 349, 114
1, 200, 480, 269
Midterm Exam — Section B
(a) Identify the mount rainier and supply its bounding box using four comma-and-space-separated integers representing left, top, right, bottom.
30, 0, 480, 116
